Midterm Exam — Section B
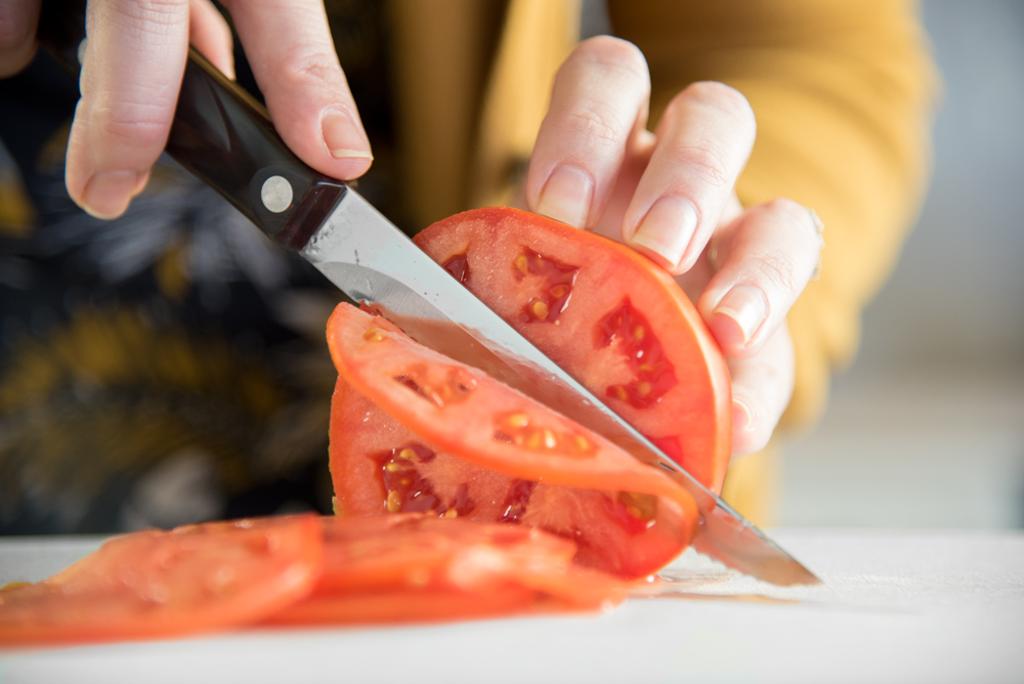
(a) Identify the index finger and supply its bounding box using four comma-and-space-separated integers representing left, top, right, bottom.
225, 0, 372, 181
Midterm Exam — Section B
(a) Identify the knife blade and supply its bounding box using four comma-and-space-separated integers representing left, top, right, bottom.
299, 188, 819, 587
40, 13, 819, 586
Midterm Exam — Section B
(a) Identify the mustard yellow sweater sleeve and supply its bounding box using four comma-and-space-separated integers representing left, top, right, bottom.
609, 0, 938, 430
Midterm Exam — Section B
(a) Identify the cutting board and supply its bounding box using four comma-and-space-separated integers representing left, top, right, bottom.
2, 529, 1022, 684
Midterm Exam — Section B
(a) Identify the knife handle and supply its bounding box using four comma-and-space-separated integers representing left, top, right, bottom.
169, 49, 348, 249
38, 1, 347, 250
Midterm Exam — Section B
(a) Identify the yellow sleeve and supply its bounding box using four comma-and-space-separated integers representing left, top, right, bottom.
608, 0, 938, 430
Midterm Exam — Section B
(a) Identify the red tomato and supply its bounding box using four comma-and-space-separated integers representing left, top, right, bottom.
0, 515, 323, 646
310, 513, 577, 593
331, 379, 694, 577
415, 207, 731, 491
268, 514, 628, 627
266, 586, 539, 627
326, 303, 699, 578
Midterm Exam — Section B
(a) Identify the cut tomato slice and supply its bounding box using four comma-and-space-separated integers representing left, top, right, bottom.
331, 379, 693, 577
326, 303, 699, 577
310, 513, 577, 593
415, 207, 731, 491
0, 515, 323, 646
267, 514, 628, 627
328, 303, 698, 508
266, 586, 539, 627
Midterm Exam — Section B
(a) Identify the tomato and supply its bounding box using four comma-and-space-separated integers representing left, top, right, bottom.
331, 379, 693, 577
326, 303, 699, 577
266, 586, 538, 626
414, 207, 731, 491
0, 515, 323, 646
310, 513, 577, 593
268, 514, 628, 626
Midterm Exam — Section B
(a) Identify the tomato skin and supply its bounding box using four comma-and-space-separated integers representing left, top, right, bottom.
0, 515, 323, 647
414, 207, 731, 492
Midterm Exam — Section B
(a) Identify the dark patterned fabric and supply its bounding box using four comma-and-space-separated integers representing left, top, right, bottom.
0, 2, 400, 533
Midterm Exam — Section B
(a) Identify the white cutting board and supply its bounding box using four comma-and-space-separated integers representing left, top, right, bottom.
1, 529, 1022, 684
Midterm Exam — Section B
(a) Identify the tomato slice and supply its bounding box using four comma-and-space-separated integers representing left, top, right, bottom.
266, 586, 539, 627
0, 515, 323, 646
328, 303, 698, 508
326, 303, 699, 577
267, 514, 628, 626
414, 207, 731, 491
331, 379, 693, 577
310, 513, 577, 593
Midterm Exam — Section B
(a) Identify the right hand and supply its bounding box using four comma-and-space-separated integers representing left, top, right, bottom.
0, 0, 372, 219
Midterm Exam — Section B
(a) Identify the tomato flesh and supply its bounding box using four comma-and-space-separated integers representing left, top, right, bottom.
0, 515, 323, 646
268, 514, 627, 626
414, 207, 730, 491
331, 380, 693, 577
326, 304, 699, 578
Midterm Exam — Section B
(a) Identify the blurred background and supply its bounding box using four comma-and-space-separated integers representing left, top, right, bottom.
777, 0, 1024, 529
0, 1, 1020, 534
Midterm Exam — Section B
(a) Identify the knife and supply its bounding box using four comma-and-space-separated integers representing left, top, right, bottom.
41, 14, 818, 586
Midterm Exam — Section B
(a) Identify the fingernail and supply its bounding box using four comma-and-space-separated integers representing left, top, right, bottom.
322, 109, 372, 163
711, 284, 768, 347
733, 399, 754, 433
536, 164, 593, 228
80, 170, 142, 219
629, 196, 698, 268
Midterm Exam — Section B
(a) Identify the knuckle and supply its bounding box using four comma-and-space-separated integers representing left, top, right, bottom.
93, 105, 170, 150
666, 140, 730, 188
278, 46, 342, 89
562, 103, 627, 147
752, 252, 798, 294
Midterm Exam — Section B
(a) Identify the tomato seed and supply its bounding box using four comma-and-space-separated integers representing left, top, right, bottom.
530, 299, 550, 320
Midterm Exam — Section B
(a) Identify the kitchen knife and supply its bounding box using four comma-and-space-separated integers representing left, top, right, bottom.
41, 15, 819, 586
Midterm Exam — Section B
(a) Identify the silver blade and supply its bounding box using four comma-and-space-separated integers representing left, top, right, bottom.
301, 189, 820, 587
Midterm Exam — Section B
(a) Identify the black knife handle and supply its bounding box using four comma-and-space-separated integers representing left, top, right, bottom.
38, 1, 347, 250
169, 49, 348, 249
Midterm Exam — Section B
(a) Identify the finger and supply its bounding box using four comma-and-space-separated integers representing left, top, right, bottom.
698, 198, 823, 357
66, 0, 190, 219
0, 0, 40, 77
189, 0, 234, 79
525, 35, 650, 228
225, 0, 372, 180
622, 81, 756, 272
729, 325, 794, 456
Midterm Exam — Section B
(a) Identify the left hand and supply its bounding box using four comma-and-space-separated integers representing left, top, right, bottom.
524, 37, 823, 456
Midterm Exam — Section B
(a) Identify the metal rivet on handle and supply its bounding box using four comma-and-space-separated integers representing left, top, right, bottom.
261, 175, 293, 213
